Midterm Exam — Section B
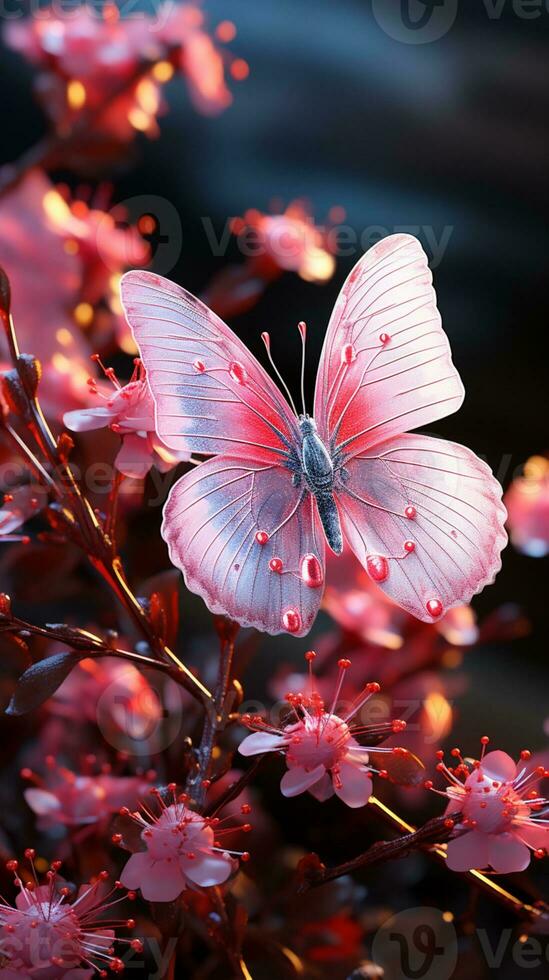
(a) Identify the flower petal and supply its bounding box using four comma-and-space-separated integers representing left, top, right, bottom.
63, 407, 115, 431
238, 731, 286, 757
308, 771, 335, 802
333, 761, 372, 808
480, 751, 517, 783
487, 833, 531, 873
515, 822, 549, 851
121, 852, 186, 902
115, 433, 153, 479
184, 853, 234, 887
446, 829, 491, 871
280, 764, 325, 798
24, 788, 62, 816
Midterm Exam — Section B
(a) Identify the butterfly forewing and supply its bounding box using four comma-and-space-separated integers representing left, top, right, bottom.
313, 235, 506, 623
313, 234, 464, 455
120, 271, 300, 459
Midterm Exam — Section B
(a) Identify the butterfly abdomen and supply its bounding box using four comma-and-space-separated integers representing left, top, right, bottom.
315, 490, 343, 555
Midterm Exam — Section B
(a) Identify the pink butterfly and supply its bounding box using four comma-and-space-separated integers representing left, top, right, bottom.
120, 234, 507, 637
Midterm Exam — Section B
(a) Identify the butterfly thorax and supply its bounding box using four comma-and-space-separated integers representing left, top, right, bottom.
300, 416, 333, 491
299, 416, 343, 554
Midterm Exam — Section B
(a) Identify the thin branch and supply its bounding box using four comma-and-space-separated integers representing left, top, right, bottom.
298, 794, 547, 923
298, 811, 460, 891
187, 619, 240, 808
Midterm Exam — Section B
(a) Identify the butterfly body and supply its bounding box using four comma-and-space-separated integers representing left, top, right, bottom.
299, 415, 343, 554
121, 234, 507, 637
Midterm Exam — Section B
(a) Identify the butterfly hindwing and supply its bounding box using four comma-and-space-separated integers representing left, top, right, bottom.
162, 455, 325, 636
336, 435, 507, 622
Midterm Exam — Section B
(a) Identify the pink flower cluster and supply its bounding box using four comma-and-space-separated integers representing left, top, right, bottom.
239, 653, 407, 808
64, 357, 189, 478
5, 3, 238, 142
119, 785, 249, 902
230, 201, 337, 284
0, 858, 141, 977
432, 741, 549, 873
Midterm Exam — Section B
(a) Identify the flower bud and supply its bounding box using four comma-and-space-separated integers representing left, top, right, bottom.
17, 354, 42, 398
1, 370, 29, 418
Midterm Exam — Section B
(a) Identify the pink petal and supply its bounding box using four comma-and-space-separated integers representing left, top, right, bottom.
446, 829, 491, 871
63, 407, 115, 431
308, 771, 335, 802
72, 881, 110, 917
184, 853, 233, 887
333, 761, 372, 808
514, 823, 549, 851
24, 788, 62, 816
487, 833, 531, 873
15, 884, 52, 910
481, 751, 517, 783
115, 433, 154, 478
121, 852, 186, 902
238, 732, 286, 756
280, 764, 326, 798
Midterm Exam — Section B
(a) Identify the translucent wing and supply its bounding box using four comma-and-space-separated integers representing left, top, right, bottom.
120, 271, 300, 459
334, 434, 507, 622
314, 234, 464, 457
161, 455, 325, 636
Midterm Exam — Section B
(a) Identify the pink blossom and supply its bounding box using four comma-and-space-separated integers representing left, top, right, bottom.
157, 5, 233, 115
504, 455, 549, 557
120, 787, 242, 901
23, 758, 154, 829
231, 202, 336, 283
435, 742, 549, 873
64, 359, 189, 478
51, 655, 164, 734
0, 859, 140, 977
41, 187, 149, 307
5, 4, 235, 140
239, 653, 407, 808
0, 171, 93, 420
5, 7, 161, 141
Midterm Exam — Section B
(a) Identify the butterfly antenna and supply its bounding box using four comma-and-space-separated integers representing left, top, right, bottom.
261, 332, 299, 417
298, 320, 307, 415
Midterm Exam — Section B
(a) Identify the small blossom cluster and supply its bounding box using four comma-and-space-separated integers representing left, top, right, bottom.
0, 856, 142, 977
239, 653, 409, 808
5, 3, 241, 143
429, 740, 549, 873
64, 356, 189, 478
117, 785, 251, 902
